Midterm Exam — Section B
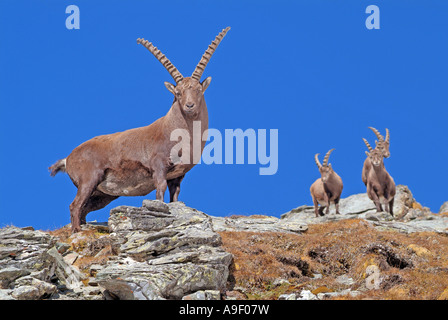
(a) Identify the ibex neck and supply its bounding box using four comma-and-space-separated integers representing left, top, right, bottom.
165, 99, 208, 132
323, 171, 339, 185
372, 163, 387, 177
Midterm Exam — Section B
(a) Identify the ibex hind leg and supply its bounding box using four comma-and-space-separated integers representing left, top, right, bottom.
168, 175, 185, 202
80, 191, 119, 224
69, 171, 104, 233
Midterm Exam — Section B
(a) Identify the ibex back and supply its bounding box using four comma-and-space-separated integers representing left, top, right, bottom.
49, 27, 231, 233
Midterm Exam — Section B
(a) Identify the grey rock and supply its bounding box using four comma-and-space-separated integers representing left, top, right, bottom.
211, 215, 307, 234
97, 201, 232, 300
14, 276, 57, 298
297, 290, 317, 300
142, 199, 170, 213
55, 242, 71, 254
335, 274, 355, 286
63, 252, 79, 265
278, 293, 297, 300
44, 246, 86, 290
182, 290, 220, 300
11, 286, 40, 300
439, 202, 448, 214
317, 289, 361, 300
0, 289, 14, 300
0, 267, 31, 288
338, 193, 377, 215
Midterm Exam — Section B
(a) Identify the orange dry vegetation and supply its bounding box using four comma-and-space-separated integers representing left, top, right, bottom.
219, 219, 448, 300
49, 226, 115, 277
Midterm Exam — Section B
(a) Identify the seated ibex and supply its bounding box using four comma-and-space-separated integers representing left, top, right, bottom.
49, 27, 230, 233
364, 141, 396, 215
310, 149, 344, 217
362, 127, 390, 186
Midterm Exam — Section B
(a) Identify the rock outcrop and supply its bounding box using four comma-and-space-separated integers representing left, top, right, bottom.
96, 200, 232, 300
0, 200, 232, 300
0, 185, 447, 300
280, 185, 448, 234
440, 202, 448, 214
0, 226, 86, 299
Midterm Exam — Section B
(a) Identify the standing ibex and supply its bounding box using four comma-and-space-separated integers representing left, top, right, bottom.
49, 27, 230, 233
364, 144, 396, 215
362, 127, 390, 186
310, 149, 344, 217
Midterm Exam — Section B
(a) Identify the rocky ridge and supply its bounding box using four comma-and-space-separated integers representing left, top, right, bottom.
0, 185, 447, 300
214, 185, 448, 235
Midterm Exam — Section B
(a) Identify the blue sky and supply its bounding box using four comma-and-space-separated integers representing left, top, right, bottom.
1, 1, 447, 230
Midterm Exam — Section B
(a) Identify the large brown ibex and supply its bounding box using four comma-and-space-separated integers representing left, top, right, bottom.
364, 143, 396, 215
310, 149, 344, 217
362, 127, 390, 186
49, 27, 230, 233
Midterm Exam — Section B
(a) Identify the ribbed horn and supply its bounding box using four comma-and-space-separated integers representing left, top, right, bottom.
191, 27, 230, 82
323, 149, 335, 166
314, 154, 322, 169
368, 127, 384, 142
137, 38, 184, 84
363, 138, 373, 152
385, 128, 390, 143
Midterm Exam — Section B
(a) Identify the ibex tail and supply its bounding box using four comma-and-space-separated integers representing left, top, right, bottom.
49, 158, 67, 177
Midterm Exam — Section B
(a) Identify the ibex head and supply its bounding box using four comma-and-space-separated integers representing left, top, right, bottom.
315, 149, 335, 183
368, 127, 390, 158
363, 137, 385, 166
365, 149, 383, 167
137, 27, 230, 118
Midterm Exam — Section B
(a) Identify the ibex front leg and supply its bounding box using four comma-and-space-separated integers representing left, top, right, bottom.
150, 160, 168, 201
335, 197, 341, 215
368, 186, 383, 212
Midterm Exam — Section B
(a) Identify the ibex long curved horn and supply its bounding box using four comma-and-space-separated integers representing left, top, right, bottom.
137, 38, 184, 84
363, 138, 374, 152
191, 27, 231, 82
314, 154, 322, 169
368, 127, 384, 142
323, 149, 335, 166
385, 128, 390, 143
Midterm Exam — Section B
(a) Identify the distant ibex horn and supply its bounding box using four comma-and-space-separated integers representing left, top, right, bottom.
323, 149, 335, 166
368, 127, 384, 142
363, 138, 374, 152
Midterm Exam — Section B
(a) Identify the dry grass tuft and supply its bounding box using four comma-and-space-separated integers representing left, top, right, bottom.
220, 219, 448, 300
49, 226, 115, 277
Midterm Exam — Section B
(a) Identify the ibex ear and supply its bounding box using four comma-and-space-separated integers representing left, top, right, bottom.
164, 82, 176, 95
365, 151, 370, 157
202, 77, 212, 92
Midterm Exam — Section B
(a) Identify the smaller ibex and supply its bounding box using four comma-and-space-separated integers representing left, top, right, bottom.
362, 127, 390, 186
310, 149, 344, 217
364, 142, 396, 215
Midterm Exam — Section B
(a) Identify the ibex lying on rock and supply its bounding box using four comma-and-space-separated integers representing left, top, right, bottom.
310, 149, 344, 217
362, 127, 390, 186
364, 143, 396, 215
49, 27, 230, 233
